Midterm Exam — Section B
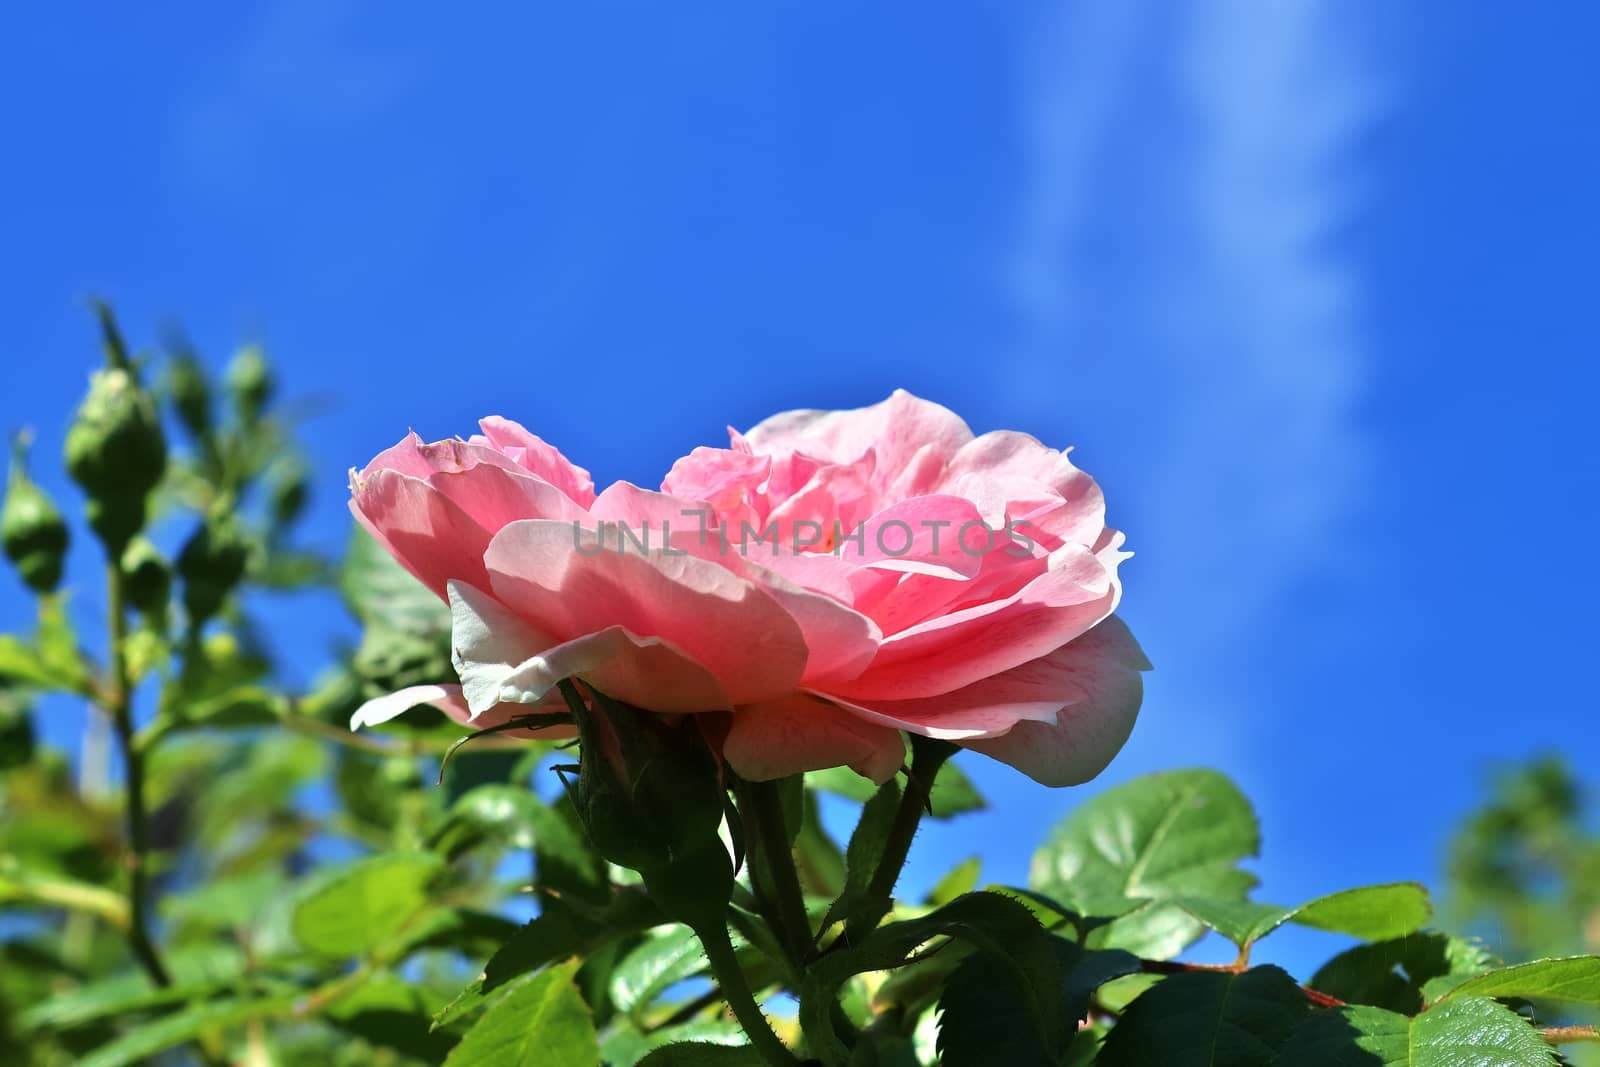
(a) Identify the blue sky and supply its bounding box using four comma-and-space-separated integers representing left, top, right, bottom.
3, 3, 1596, 973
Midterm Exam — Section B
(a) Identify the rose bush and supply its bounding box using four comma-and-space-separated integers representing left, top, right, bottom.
350, 389, 1148, 786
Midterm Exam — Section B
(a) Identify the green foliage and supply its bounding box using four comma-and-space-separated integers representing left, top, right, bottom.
5, 325, 1599, 1067
443, 959, 599, 1067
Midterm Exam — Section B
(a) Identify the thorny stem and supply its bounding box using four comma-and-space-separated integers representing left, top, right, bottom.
843, 736, 957, 944
1542, 1025, 1600, 1045
106, 564, 171, 988
693, 916, 800, 1066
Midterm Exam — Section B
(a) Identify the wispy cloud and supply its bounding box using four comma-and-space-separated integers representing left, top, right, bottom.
1004, 0, 1387, 755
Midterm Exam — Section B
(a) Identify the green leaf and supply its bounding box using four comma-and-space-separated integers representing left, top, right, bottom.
637, 1043, 768, 1066
290, 851, 442, 959
1174, 883, 1432, 948
323, 970, 458, 1062
793, 788, 846, 898
800, 891, 1062, 1067
436, 783, 543, 854
925, 759, 985, 818
432, 890, 661, 1029
1440, 955, 1600, 1006
822, 776, 902, 930
75, 995, 294, 1067
341, 525, 451, 638
937, 949, 1054, 1065
808, 758, 983, 820
443, 958, 599, 1067
1056, 941, 1144, 1021
0, 597, 91, 694
599, 1020, 750, 1064
927, 857, 982, 907
1031, 769, 1259, 959
1310, 933, 1496, 1013
1095, 965, 1308, 1067
609, 924, 708, 1015
1273, 996, 1559, 1066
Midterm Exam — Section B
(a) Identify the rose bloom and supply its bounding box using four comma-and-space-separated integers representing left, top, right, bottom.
350, 391, 1147, 786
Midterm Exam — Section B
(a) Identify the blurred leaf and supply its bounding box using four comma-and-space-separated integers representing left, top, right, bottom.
161, 868, 286, 934
20, 945, 246, 1032
291, 852, 443, 959
341, 526, 451, 638
1031, 769, 1259, 959
926, 759, 985, 818
608, 924, 707, 1016
1094, 965, 1307, 1067
324, 970, 458, 1062
927, 857, 982, 907
75, 995, 295, 1067
443, 958, 598, 1067
435, 783, 542, 855
1437, 955, 1600, 1005
0, 598, 90, 694
1310, 932, 1496, 1013
1273, 996, 1560, 1066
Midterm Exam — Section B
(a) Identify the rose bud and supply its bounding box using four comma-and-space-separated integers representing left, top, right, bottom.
64, 365, 167, 554
2, 436, 70, 594
176, 517, 252, 626
119, 536, 171, 617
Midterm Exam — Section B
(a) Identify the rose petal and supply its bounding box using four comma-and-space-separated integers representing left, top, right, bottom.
482, 520, 809, 705
963, 616, 1148, 786
449, 579, 730, 713
723, 692, 904, 783
474, 416, 596, 507
348, 471, 493, 599
350, 683, 574, 739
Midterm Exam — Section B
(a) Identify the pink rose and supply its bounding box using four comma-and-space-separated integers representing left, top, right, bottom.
349, 390, 1147, 786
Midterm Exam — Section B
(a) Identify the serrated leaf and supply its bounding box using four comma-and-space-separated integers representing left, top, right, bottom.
433, 890, 661, 1029
290, 851, 442, 959
1440, 955, 1600, 1006
341, 525, 451, 638
937, 949, 1053, 1065
443, 958, 598, 1067
600, 1020, 750, 1064
1310, 933, 1496, 1014
1096, 965, 1308, 1067
609, 924, 708, 1015
1272, 996, 1559, 1066
1030, 769, 1259, 959
1175, 883, 1432, 948
637, 1043, 768, 1066
801, 891, 1062, 1066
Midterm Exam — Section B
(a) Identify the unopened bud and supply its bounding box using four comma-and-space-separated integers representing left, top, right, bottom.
561, 684, 733, 927
119, 536, 171, 616
64, 365, 166, 553
176, 517, 251, 625
225, 345, 273, 424
2, 436, 70, 594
